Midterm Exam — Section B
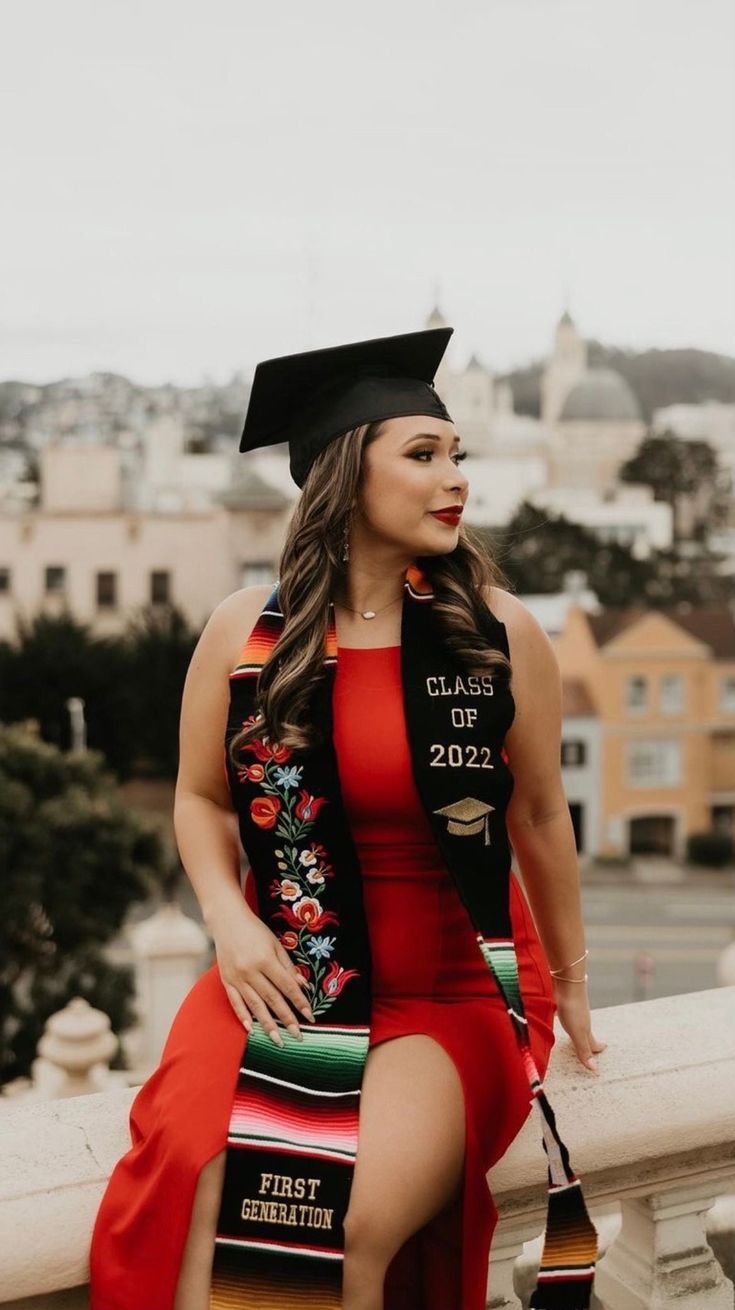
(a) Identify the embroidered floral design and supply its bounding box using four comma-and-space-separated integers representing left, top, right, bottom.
234, 714, 358, 1017
306, 935, 336, 960
323, 960, 360, 998
250, 795, 281, 829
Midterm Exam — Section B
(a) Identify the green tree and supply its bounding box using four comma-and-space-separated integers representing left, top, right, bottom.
0, 721, 171, 1085
0, 602, 199, 780
490, 501, 734, 608
0, 612, 137, 775
619, 432, 732, 543
489, 503, 653, 606
123, 604, 199, 777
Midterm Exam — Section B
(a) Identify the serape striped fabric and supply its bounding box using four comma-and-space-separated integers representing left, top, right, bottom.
210, 1023, 370, 1307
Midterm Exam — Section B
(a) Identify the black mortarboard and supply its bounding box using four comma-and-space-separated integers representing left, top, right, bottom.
239, 327, 454, 489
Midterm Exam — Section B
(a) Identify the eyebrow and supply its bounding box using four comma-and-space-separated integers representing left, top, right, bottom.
402, 432, 462, 448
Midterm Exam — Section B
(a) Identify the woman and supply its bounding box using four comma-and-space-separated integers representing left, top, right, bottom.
90, 327, 605, 1310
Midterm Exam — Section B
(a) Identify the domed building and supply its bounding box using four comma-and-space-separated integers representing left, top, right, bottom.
559, 368, 642, 424
415, 301, 649, 520
542, 311, 646, 492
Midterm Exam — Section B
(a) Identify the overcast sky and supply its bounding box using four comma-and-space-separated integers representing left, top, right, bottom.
3, 0, 734, 387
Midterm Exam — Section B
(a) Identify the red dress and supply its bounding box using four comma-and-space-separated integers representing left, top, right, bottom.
89, 644, 556, 1310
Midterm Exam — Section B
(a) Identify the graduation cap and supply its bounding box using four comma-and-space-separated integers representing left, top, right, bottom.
433, 797, 494, 845
239, 327, 454, 489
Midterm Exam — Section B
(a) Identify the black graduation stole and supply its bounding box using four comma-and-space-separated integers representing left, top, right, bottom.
209, 561, 598, 1309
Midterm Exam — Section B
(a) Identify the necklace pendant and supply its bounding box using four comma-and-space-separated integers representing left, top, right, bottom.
361, 610, 376, 620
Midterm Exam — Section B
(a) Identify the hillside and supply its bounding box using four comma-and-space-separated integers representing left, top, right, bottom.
498, 345, 735, 421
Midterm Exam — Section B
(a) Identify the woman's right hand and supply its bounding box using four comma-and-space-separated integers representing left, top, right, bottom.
212, 902, 316, 1045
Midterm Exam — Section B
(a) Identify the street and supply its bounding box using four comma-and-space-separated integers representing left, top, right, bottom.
579, 878, 735, 1008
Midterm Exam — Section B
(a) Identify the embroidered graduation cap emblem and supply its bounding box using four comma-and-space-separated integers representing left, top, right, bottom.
433, 797, 494, 845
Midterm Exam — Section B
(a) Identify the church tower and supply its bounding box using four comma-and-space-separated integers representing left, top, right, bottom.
426, 301, 448, 332
541, 308, 587, 426
425, 299, 452, 397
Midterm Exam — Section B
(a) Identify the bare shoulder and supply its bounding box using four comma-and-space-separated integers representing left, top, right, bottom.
177, 583, 273, 806
479, 584, 552, 655
479, 584, 561, 721
185, 583, 274, 686
480, 589, 566, 815
208, 583, 274, 672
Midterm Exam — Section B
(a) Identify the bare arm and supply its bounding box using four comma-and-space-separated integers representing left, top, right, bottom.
497, 592, 587, 975
484, 586, 606, 1073
173, 586, 314, 1041
173, 587, 266, 932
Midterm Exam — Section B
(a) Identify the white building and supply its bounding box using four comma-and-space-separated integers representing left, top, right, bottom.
0, 444, 290, 641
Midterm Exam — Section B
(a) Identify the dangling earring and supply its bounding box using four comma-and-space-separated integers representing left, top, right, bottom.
342, 525, 350, 562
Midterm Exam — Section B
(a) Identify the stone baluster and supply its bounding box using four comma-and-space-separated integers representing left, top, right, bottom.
128, 901, 209, 1070
30, 997, 119, 1098
717, 935, 735, 986
595, 1183, 735, 1309
486, 1215, 542, 1308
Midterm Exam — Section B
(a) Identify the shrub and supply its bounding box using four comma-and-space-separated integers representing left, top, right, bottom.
686, 829, 734, 868
0, 720, 170, 1085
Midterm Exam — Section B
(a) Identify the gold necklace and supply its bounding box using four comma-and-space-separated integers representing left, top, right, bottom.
333, 595, 403, 621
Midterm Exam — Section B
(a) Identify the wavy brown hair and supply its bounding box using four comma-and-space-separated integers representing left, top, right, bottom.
227, 419, 514, 761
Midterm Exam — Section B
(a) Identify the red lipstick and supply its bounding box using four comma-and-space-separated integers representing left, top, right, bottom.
429, 507, 463, 524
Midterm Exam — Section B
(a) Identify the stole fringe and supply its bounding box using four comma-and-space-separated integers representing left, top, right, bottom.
526, 1089, 598, 1309
479, 937, 598, 1308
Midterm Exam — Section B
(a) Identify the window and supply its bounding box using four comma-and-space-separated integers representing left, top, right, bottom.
96, 571, 117, 608
721, 676, 735, 713
45, 565, 66, 594
711, 804, 734, 836
627, 739, 681, 787
660, 674, 684, 714
625, 675, 648, 712
151, 570, 170, 604
240, 561, 277, 588
561, 739, 587, 767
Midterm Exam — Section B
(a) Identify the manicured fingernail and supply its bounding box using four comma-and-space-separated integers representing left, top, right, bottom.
243, 1018, 251, 1030
287, 1023, 303, 1041
269, 1029, 284, 1048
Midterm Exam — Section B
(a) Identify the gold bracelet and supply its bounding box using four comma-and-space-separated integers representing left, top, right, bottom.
549, 948, 589, 981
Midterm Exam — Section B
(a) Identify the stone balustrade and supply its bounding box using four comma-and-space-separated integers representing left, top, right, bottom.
1, 987, 734, 1309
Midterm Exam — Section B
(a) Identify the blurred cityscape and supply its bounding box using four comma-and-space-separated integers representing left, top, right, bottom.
2, 301, 735, 1084
3, 301, 735, 1305
3, 303, 735, 835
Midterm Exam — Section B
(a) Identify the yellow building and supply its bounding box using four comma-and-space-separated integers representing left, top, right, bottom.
555, 604, 735, 858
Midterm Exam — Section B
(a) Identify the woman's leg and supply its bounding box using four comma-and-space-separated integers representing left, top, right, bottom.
342, 1033, 466, 1310
172, 1031, 465, 1310
173, 1150, 226, 1310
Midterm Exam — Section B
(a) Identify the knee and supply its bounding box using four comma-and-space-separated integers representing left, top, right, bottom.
343, 1204, 395, 1275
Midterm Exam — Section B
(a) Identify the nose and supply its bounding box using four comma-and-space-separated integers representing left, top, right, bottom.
444, 459, 468, 494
